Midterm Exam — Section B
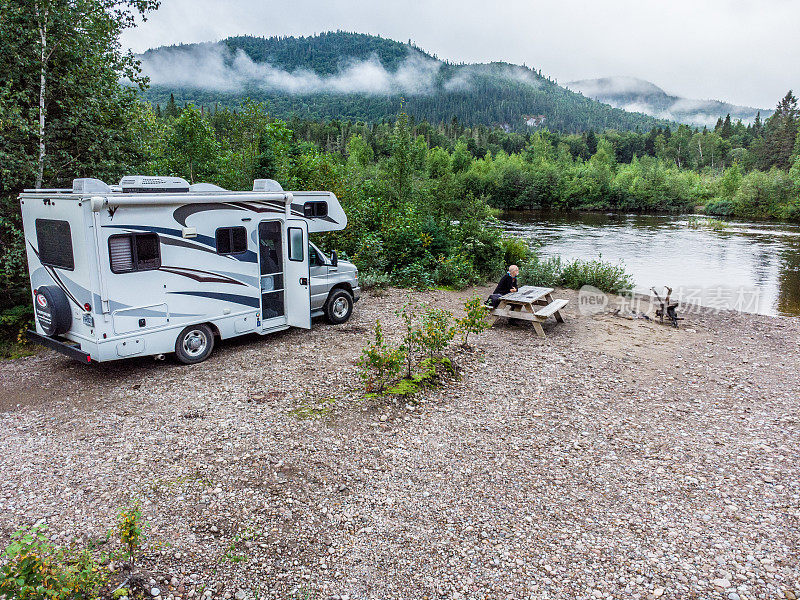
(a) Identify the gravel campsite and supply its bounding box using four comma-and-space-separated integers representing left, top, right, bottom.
1, 286, 798, 600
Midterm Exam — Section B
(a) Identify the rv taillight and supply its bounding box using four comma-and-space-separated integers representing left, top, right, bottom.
86, 355, 92, 363
84, 303, 91, 312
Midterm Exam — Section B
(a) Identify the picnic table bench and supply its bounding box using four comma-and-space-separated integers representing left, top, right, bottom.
488, 285, 569, 338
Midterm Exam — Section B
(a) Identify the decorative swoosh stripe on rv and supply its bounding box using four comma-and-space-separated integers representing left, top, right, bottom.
159, 266, 248, 286
166, 291, 260, 308
27, 241, 84, 308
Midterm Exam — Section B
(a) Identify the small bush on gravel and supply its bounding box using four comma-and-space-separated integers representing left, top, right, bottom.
360, 306, 461, 396
356, 320, 406, 393
0, 524, 109, 599
416, 308, 457, 359
457, 295, 491, 347
117, 500, 146, 564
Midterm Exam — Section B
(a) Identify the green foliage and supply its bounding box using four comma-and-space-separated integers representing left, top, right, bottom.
166, 104, 219, 183
0, 525, 108, 600
416, 308, 457, 359
457, 295, 491, 347
559, 258, 634, 294
520, 253, 633, 294
356, 320, 406, 393
687, 217, 730, 230
117, 500, 145, 563
501, 236, 531, 266
360, 305, 458, 396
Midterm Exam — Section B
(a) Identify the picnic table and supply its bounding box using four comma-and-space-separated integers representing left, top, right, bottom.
488, 285, 569, 338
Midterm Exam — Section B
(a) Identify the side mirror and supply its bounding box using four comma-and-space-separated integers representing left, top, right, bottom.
330, 250, 338, 267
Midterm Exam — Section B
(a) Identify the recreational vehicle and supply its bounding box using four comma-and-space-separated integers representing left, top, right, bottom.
20, 176, 360, 364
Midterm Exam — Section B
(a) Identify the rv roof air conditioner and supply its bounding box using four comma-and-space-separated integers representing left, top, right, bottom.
119, 176, 190, 193
253, 179, 283, 192
72, 178, 112, 195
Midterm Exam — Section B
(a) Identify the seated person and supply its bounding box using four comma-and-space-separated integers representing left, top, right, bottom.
487, 265, 519, 307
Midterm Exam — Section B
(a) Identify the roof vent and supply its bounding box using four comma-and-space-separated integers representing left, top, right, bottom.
72, 178, 111, 195
253, 179, 284, 192
119, 176, 190, 193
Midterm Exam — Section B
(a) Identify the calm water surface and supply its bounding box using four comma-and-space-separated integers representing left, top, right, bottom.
502, 211, 800, 317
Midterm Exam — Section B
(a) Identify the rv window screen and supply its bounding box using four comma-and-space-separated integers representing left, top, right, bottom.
215, 227, 248, 254
303, 201, 328, 218
288, 228, 304, 261
108, 233, 160, 273
35, 219, 74, 270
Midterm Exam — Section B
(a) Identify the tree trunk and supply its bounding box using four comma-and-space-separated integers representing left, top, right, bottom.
35, 4, 48, 189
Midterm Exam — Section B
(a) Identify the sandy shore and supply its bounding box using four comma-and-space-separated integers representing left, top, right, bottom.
1, 286, 798, 600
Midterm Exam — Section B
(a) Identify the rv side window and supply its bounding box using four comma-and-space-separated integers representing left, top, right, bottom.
303, 201, 328, 218
108, 233, 161, 273
215, 226, 248, 255
288, 228, 304, 262
35, 219, 74, 270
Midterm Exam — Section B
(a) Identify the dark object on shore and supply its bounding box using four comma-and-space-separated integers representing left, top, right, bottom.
651, 286, 682, 328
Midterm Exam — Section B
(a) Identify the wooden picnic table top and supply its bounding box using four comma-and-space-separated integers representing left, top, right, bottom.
500, 286, 554, 304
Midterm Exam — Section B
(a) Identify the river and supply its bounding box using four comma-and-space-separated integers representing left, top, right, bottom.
501, 211, 800, 317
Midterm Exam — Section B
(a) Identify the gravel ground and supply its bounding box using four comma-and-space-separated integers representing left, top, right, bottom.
1, 286, 798, 600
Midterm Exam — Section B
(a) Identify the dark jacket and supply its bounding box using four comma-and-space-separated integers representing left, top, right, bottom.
493, 273, 518, 296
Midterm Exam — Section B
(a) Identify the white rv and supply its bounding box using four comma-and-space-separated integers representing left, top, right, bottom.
20, 176, 360, 364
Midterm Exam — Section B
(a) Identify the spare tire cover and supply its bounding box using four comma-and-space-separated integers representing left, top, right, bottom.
34, 285, 72, 337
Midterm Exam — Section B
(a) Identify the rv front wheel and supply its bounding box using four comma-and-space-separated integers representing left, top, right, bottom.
175, 324, 215, 364
324, 289, 354, 324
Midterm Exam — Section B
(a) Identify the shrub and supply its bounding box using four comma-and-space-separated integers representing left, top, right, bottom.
0, 524, 108, 600
501, 235, 531, 266
432, 255, 480, 289
703, 198, 736, 216
0, 304, 34, 357
359, 270, 391, 291
519, 254, 562, 288
559, 258, 633, 294
356, 320, 406, 392
117, 500, 145, 564
518, 252, 633, 294
391, 263, 434, 289
416, 308, 457, 359
457, 295, 491, 347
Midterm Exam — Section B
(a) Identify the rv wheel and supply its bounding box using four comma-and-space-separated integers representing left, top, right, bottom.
175, 324, 215, 364
324, 289, 354, 324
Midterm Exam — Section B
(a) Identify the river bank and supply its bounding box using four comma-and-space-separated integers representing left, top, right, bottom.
1, 286, 798, 599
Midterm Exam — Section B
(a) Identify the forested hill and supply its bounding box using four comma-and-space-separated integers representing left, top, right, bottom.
137, 32, 669, 132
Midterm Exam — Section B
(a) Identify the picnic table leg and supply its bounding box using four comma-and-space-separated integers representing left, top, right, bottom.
532, 320, 546, 339
544, 293, 565, 323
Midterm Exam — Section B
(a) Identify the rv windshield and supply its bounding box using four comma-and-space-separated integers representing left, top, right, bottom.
309, 242, 328, 266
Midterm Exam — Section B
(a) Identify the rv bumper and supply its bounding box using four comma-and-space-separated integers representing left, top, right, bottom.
26, 330, 93, 363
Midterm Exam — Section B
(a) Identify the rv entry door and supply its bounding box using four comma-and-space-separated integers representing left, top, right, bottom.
258, 220, 286, 326
284, 220, 311, 329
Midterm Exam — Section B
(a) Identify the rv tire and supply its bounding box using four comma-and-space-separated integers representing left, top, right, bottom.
324, 289, 353, 324
174, 324, 215, 364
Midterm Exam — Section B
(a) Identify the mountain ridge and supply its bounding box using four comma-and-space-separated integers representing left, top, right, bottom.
135, 32, 755, 131
566, 76, 770, 127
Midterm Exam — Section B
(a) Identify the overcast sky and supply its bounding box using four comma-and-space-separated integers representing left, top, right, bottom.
121, 0, 798, 109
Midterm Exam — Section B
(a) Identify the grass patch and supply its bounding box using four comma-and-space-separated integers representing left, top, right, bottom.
382, 357, 454, 398
287, 397, 335, 420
